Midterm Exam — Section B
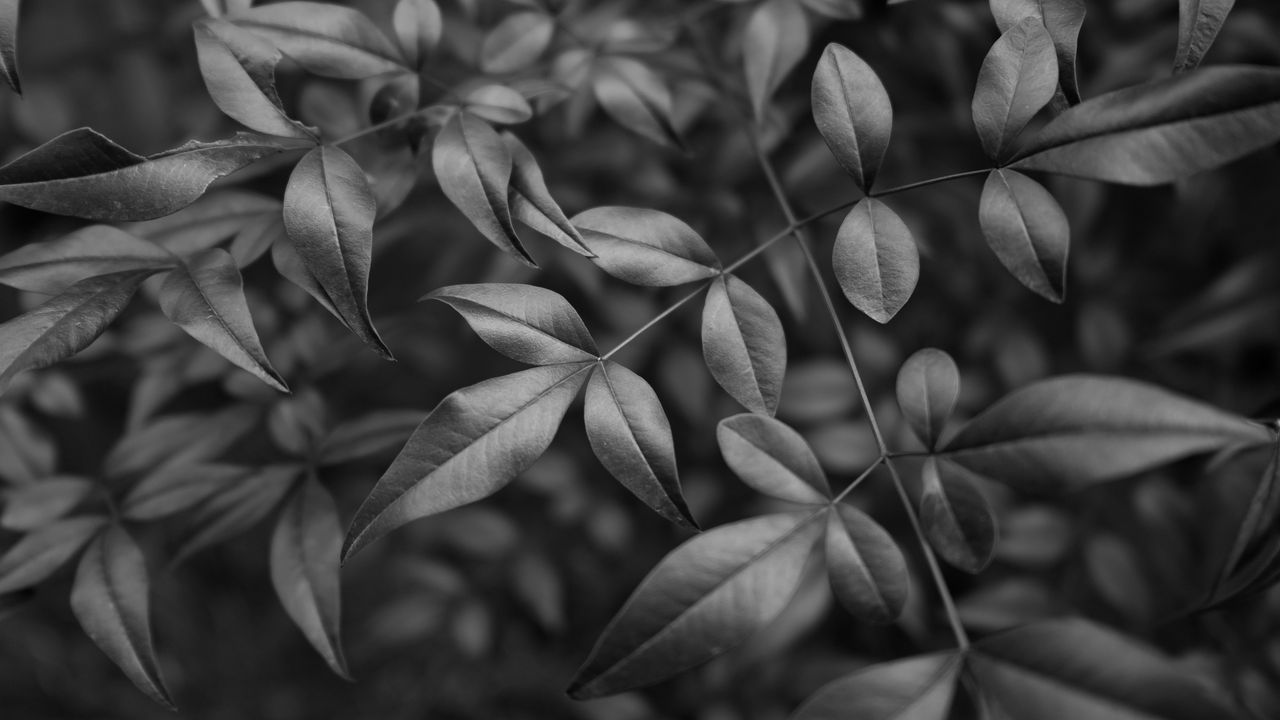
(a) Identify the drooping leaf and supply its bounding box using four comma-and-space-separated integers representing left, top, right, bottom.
104, 406, 258, 479
1, 476, 95, 531
701, 275, 786, 416
833, 198, 918, 324
744, 0, 810, 121
480, 11, 554, 74
717, 414, 830, 504
592, 57, 684, 150
790, 652, 961, 720
1174, 0, 1236, 74
1009, 65, 1280, 185
895, 348, 961, 450
942, 375, 1272, 490
0, 225, 175, 294
159, 248, 288, 392
567, 511, 825, 699
991, 0, 1087, 105
585, 360, 696, 528
70, 524, 176, 710
195, 19, 318, 140
122, 190, 282, 259
920, 458, 997, 573
427, 283, 597, 365
464, 84, 533, 125
173, 464, 299, 562
283, 145, 392, 358
572, 206, 720, 286
317, 410, 424, 466
271, 475, 349, 678
343, 363, 593, 560
825, 505, 909, 623
232, 1, 407, 79
972, 17, 1058, 161
392, 0, 442, 68
501, 131, 591, 255
0, 270, 154, 395
811, 43, 893, 192
0, 0, 19, 94
978, 169, 1069, 302
120, 463, 249, 521
0, 516, 105, 593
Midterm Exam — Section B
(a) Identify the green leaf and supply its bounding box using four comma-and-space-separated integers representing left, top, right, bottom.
702, 275, 786, 416
811, 44, 893, 192
159, 248, 288, 392
480, 11, 553, 75
71, 524, 176, 710
592, 57, 684, 150
343, 363, 593, 560
502, 131, 591, 255
1009, 65, 1280, 185
120, 463, 248, 521
283, 145, 392, 358
392, 0, 441, 68
895, 348, 960, 450
0, 516, 105, 593
233, 1, 407, 79
1175, 0, 1236, 74
744, 0, 810, 121
978, 169, 1069, 302
825, 504, 909, 623
789, 652, 961, 720
920, 458, 997, 574
0, 225, 175, 294
426, 283, 598, 365
317, 410, 424, 466
716, 413, 830, 504
122, 189, 282, 259
572, 206, 720, 286
833, 198, 918, 324
173, 464, 299, 562
585, 360, 696, 529
972, 17, 1058, 161
195, 19, 318, 140
0, 0, 19, 94
567, 511, 824, 699
1, 476, 95, 531
942, 375, 1272, 490
991, 0, 1087, 104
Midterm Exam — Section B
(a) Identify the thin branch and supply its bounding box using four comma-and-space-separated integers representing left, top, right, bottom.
872, 169, 991, 198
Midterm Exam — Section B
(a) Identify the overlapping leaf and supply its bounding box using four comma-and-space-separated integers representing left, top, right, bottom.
895, 348, 961, 449
991, 0, 1086, 104
232, 2, 407, 79
1207, 441, 1280, 606
701, 275, 786, 416
195, 19, 317, 139
717, 414, 830, 504
744, 0, 809, 121
502, 131, 591, 255
811, 44, 893, 192
978, 169, 1069, 301
571, 207, 720, 286
833, 198, 918, 324
592, 57, 683, 150
104, 406, 258, 479
790, 652, 961, 720
427, 283, 597, 365
0, 225, 175, 294
1174, 0, 1236, 74
0, 516, 105, 593
972, 17, 1058, 161
174, 464, 299, 562
317, 410, 424, 465
919, 458, 997, 573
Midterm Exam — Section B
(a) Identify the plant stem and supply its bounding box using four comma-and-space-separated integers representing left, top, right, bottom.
872, 169, 991, 198
330, 106, 432, 147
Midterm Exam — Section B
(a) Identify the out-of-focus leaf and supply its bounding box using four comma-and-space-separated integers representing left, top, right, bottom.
0, 589, 32, 622
195, 19, 318, 140
104, 405, 258, 479
833, 198, 918, 324
464, 85, 533, 125
811, 43, 892, 192
991, 0, 1086, 104
393, 0, 442, 68
427, 283, 598, 365
121, 463, 248, 521
942, 375, 1272, 490
717, 414, 830, 504
481, 11, 554, 74
343, 363, 593, 560
1, 476, 95, 531
895, 348, 960, 449
0, 406, 54, 484
0, 0, 19, 93
502, 131, 591, 255
1208, 442, 1280, 606
233, 2, 407, 79
572, 206, 720, 286
1175, 0, 1236, 74
271, 234, 338, 318
174, 464, 299, 562
972, 18, 1058, 160
585, 360, 696, 528
919, 458, 997, 573
801, 0, 865, 20
825, 504, 908, 623
318, 410, 424, 465
701, 275, 786, 416
567, 511, 824, 699
744, 0, 809, 121
978, 169, 1069, 302
0, 225, 175, 294
0, 516, 105, 593
592, 57, 684, 150
202, 0, 252, 17
123, 190, 281, 259
790, 652, 961, 720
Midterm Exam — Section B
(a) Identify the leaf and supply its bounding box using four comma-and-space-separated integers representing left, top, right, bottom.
0, 405, 55, 484
480, 11, 554, 74
201, 0, 252, 17
789, 652, 961, 720
283, 145, 392, 358
744, 0, 810, 121
432, 112, 533, 265
271, 475, 349, 678
233, 1, 407, 79
122, 190, 282, 258
978, 169, 1069, 302
833, 198, 918, 324
0, 270, 153, 395
1, 476, 95, 531
501, 131, 591, 255
920, 458, 997, 573
343, 363, 593, 560
426, 283, 598, 365
1009, 65, 1280, 185
942, 375, 1272, 491
0, 225, 175, 294
195, 19, 318, 140
991, 0, 1087, 105
104, 406, 258, 479
464, 84, 533, 125
567, 511, 825, 699
971, 619, 1238, 720
120, 463, 249, 521
895, 348, 961, 450
592, 57, 683, 150
0, 129, 299, 221
70, 524, 176, 710
392, 0, 442, 68
271, 233, 339, 318
572, 206, 720, 286
1174, 0, 1236, 74
825, 505, 909, 623
972, 17, 1058, 161
1208, 442, 1280, 605
0, 0, 20, 93
159, 248, 288, 392
0, 516, 105, 593
174, 464, 299, 562
716, 414, 830, 504
811, 44, 893, 192
701, 275, 787, 416
585, 360, 696, 528
317, 410, 424, 465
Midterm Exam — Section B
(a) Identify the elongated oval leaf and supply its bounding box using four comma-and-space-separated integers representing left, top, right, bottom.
71, 524, 176, 710
745, 0, 810, 121
572, 206, 720, 286
833, 198, 918, 324
393, 0, 442, 68
1009, 65, 1280, 185
121, 463, 249, 521
567, 511, 824, 699
811, 44, 893, 192
233, 1, 407, 79
920, 458, 997, 573
317, 410, 424, 466
586, 360, 696, 528
195, 19, 317, 139
123, 189, 282, 258
0, 225, 175, 294
991, 0, 1087, 105
702, 275, 786, 416
895, 348, 960, 450
1, 476, 95, 531
173, 464, 299, 563
825, 505, 909, 623
978, 169, 1069, 301
481, 11, 553, 74
343, 363, 593, 560
717, 414, 830, 504
592, 57, 683, 150
464, 84, 533, 125
1175, 0, 1236, 74
0, 516, 105, 593
942, 375, 1272, 490
105, 406, 258, 479
426, 283, 597, 365
0, 0, 19, 94
502, 131, 590, 255
973, 18, 1058, 160
790, 652, 961, 720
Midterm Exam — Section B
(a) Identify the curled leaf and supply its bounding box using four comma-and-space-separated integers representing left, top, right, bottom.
1174, 0, 1236, 74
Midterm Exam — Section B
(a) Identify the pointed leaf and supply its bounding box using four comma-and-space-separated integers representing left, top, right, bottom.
717, 413, 830, 504
123, 190, 282, 258
745, 0, 810, 121
0, 225, 175, 294
480, 11, 553, 74
1175, 0, 1236, 74
393, 0, 442, 67
0, 0, 19, 93
833, 198, 918, 323
973, 17, 1058, 160
702, 275, 786, 415
920, 458, 997, 573
174, 464, 299, 562
991, 0, 1087, 104
105, 406, 258, 479
502, 131, 591, 255
121, 463, 249, 521
572, 206, 720, 286
811, 44, 893, 192
0, 516, 105, 593
593, 57, 683, 150
1, 476, 95, 531
790, 652, 961, 720
271, 233, 339, 318
978, 169, 1069, 302
318, 410, 424, 466
826, 505, 909, 623
233, 1, 407, 79
895, 347, 960, 450
427, 283, 597, 365
195, 19, 317, 139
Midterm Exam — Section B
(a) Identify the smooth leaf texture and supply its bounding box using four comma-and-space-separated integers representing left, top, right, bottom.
195, 19, 317, 139
971, 619, 1238, 720
833, 198, 919, 324
973, 17, 1058, 160
1174, 0, 1236, 74
70, 524, 176, 710
585, 361, 696, 528
0, 225, 175, 294
343, 363, 593, 560
942, 375, 1272, 490
701, 275, 786, 416
0, 516, 105, 593
283, 145, 391, 358
317, 410, 424, 466
159, 248, 288, 392
811, 44, 893, 191
0, 0, 18, 93
744, 0, 810, 121
464, 85, 533, 125
392, 0, 441, 68
233, 2, 407, 79
825, 505, 909, 623
1208, 442, 1280, 606
173, 465, 298, 564
104, 406, 258, 479
123, 189, 281, 259
717, 414, 830, 504
978, 169, 1069, 302
481, 11, 553, 74
895, 348, 960, 449
271, 233, 339, 319
502, 131, 591, 255
0, 270, 153, 395
271, 476, 349, 678
1009, 65, 1280, 185
920, 458, 997, 574
567, 511, 824, 699
426, 283, 598, 365
592, 57, 683, 150
991, 0, 1087, 104
572, 206, 720, 286
121, 463, 248, 521
1, 476, 95, 531
789, 652, 961, 720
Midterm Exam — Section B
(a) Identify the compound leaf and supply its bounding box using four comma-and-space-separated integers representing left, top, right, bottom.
426, 283, 598, 365
790, 652, 961, 720
811, 43, 893, 192
717, 413, 830, 504
895, 348, 961, 450
1175, 0, 1236, 74
702, 275, 786, 416
978, 169, 1069, 302
826, 505, 909, 624
0, 225, 175, 294
572, 206, 720, 286
973, 17, 1058, 161
833, 198, 918, 324
232, 1, 406, 79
